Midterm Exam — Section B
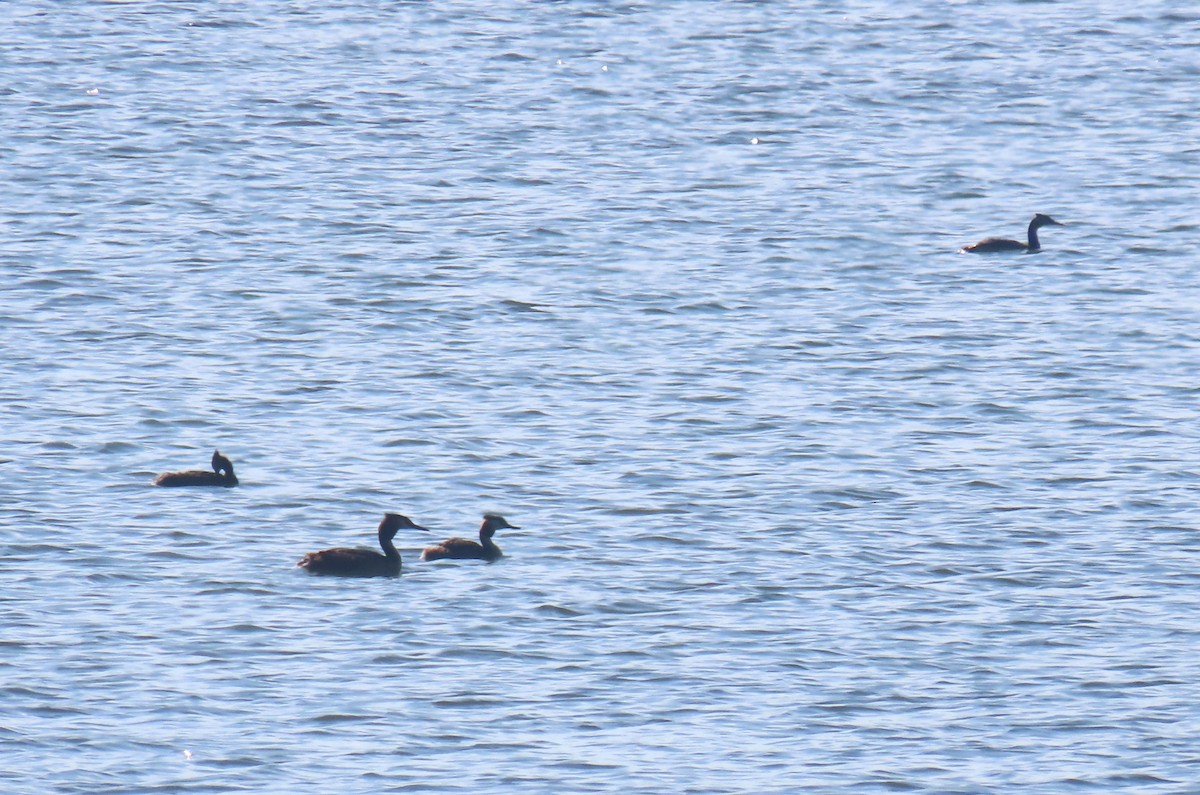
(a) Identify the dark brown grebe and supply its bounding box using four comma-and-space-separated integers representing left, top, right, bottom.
421, 514, 518, 563
298, 513, 428, 578
153, 449, 238, 487
961, 213, 1063, 253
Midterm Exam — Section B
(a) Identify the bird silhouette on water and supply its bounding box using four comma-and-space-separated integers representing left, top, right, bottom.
298, 513, 428, 578
421, 514, 518, 563
961, 213, 1064, 253
154, 449, 238, 487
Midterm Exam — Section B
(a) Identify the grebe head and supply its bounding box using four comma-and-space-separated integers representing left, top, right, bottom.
1032, 213, 1063, 229
481, 514, 519, 536
381, 513, 429, 538
211, 449, 235, 475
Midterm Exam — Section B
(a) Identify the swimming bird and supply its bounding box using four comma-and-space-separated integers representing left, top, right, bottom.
421, 514, 518, 563
961, 213, 1064, 253
153, 449, 238, 487
298, 513, 428, 578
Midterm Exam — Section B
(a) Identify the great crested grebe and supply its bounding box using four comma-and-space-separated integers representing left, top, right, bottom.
421, 514, 518, 563
298, 513, 428, 578
961, 213, 1063, 253
154, 449, 238, 487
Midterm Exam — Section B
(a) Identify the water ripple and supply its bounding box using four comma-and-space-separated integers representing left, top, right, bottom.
3, 1, 1200, 793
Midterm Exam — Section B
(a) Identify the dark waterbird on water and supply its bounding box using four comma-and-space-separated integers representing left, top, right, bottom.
421, 514, 518, 563
154, 449, 238, 487
961, 213, 1064, 253
298, 513, 428, 578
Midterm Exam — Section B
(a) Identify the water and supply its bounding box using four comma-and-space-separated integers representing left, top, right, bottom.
3, 2, 1200, 792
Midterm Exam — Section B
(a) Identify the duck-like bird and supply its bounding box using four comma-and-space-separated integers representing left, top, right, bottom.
421, 514, 518, 563
298, 513, 428, 578
154, 449, 238, 487
962, 213, 1063, 253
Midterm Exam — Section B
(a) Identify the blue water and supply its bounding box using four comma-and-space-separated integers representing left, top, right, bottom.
3, 2, 1200, 792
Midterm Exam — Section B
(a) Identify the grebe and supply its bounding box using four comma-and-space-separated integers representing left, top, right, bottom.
154, 449, 238, 487
961, 213, 1063, 253
298, 513, 428, 578
421, 514, 518, 563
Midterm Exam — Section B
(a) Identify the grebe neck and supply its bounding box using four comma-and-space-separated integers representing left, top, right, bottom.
1027, 218, 1042, 251
378, 530, 400, 560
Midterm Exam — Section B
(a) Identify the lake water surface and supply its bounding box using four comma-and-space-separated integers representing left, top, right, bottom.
3, 2, 1200, 792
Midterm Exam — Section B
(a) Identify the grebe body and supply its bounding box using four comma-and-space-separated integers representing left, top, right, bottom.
421, 514, 517, 563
